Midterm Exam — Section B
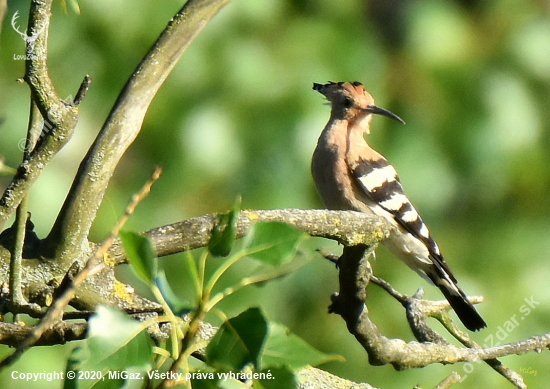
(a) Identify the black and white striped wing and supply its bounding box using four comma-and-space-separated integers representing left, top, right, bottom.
351, 157, 456, 280
349, 157, 487, 331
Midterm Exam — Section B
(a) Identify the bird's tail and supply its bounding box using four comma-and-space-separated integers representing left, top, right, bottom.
435, 276, 486, 331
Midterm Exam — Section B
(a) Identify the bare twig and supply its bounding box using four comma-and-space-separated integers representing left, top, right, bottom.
434, 372, 461, 389
8, 99, 44, 311
8, 208, 30, 307
73, 74, 92, 106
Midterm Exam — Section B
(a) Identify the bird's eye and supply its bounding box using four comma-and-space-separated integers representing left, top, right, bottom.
343, 97, 353, 108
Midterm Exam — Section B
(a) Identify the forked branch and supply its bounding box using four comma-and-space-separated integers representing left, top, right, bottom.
43, 0, 232, 269
330, 244, 545, 388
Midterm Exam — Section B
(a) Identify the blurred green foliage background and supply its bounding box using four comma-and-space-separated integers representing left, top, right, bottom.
1, 0, 550, 387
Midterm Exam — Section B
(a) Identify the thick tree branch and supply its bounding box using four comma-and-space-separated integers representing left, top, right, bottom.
108, 209, 391, 264
44, 0, 232, 267
0, 210, 388, 315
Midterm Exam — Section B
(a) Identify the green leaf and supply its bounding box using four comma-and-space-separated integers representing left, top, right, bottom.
66, 306, 153, 389
209, 197, 241, 257
156, 269, 190, 313
119, 230, 157, 285
261, 323, 342, 370
206, 308, 268, 370
159, 250, 200, 312
243, 222, 305, 266
255, 367, 297, 389
65, 305, 153, 389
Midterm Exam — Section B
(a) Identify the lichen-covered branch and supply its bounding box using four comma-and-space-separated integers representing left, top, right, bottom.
329, 244, 548, 388
108, 209, 391, 264
44, 0, 232, 267
0, 209, 388, 314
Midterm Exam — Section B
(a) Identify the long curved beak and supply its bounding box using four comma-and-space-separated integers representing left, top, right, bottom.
364, 105, 405, 124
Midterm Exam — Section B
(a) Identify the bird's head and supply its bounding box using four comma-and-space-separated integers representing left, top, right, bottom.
313, 81, 404, 132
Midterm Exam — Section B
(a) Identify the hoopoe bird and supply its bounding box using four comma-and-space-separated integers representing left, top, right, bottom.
311, 81, 486, 331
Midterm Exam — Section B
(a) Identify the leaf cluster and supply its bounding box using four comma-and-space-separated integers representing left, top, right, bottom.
66, 203, 337, 389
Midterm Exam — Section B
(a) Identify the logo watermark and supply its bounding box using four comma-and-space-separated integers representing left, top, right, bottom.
519, 367, 537, 377
11, 10, 47, 61
18, 94, 74, 153
459, 295, 540, 382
